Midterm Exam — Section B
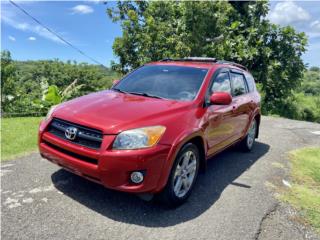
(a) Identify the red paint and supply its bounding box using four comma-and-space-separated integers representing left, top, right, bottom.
210, 92, 232, 105
38, 61, 261, 194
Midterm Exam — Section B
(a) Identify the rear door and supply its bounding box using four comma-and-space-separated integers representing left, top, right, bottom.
229, 70, 252, 138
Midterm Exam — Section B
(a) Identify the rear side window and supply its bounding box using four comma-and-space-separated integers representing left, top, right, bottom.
245, 73, 256, 92
230, 73, 247, 96
211, 72, 231, 94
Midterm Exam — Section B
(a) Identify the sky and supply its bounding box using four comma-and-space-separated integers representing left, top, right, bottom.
1, 1, 320, 67
1, 0, 121, 66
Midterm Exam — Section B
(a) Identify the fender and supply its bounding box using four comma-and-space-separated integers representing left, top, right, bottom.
38, 118, 52, 145
243, 107, 261, 139
253, 108, 261, 138
154, 128, 207, 192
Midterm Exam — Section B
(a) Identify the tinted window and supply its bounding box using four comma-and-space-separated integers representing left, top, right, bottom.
230, 73, 247, 96
211, 72, 231, 94
245, 73, 255, 92
114, 65, 208, 101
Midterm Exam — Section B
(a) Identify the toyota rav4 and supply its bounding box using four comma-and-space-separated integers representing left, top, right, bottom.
39, 57, 261, 206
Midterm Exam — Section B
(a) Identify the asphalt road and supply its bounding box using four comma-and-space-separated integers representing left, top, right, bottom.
1, 116, 320, 240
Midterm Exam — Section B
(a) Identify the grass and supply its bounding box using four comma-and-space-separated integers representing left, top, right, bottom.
280, 147, 320, 232
1, 117, 43, 161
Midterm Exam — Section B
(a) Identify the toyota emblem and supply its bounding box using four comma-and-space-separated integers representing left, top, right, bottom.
65, 127, 78, 140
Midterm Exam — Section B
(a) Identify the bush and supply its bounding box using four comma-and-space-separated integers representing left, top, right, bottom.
1, 52, 120, 117
258, 68, 320, 123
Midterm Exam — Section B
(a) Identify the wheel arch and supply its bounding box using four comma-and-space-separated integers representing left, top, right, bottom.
187, 136, 206, 172
254, 113, 261, 138
155, 130, 207, 192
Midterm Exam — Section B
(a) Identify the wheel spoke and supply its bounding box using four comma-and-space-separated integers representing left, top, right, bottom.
174, 176, 183, 194
174, 165, 181, 178
186, 161, 196, 173
181, 153, 191, 168
182, 178, 190, 189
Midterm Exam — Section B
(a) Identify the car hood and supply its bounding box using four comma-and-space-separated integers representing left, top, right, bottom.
52, 90, 193, 134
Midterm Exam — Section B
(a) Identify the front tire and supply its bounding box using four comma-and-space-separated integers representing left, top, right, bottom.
239, 118, 257, 152
158, 143, 200, 207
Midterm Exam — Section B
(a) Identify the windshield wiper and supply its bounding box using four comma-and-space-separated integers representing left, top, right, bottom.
112, 88, 128, 94
128, 92, 164, 99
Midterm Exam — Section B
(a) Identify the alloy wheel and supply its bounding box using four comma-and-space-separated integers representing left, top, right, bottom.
173, 150, 197, 198
247, 120, 256, 149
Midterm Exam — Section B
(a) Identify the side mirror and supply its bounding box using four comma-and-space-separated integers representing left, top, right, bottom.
210, 92, 232, 105
112, 79, 120, 86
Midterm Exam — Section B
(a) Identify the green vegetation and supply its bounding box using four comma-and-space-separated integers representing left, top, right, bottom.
107, 1, 307, 115
1, 117, 42, 161
281, 148, 320, 232
260, 67, 320, 123
1, 50, 119, 116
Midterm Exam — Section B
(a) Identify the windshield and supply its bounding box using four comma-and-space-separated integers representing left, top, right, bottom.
113, 65, 208, 101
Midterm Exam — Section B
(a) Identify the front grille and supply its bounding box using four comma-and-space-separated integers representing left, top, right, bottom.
44, 140, 98, 165
47, 118, 103, 149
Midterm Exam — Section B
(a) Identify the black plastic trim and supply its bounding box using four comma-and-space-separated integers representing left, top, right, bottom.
43, 140, 98, 165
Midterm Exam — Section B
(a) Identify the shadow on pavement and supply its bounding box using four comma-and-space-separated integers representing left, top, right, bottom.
51, 141, 270, 227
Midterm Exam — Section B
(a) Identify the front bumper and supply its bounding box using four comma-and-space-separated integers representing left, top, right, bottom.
39, 121, 172, 194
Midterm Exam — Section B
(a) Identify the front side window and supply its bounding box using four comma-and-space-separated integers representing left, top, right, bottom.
230, 73, 247, 96
113, 65, 208, 101
211, 72, 231, 94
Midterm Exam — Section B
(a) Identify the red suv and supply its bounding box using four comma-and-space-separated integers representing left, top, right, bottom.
39, 58, 261, 206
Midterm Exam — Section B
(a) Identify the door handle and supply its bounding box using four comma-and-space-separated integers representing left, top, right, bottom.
232, 105, 237, 113
250, 100, 255, 109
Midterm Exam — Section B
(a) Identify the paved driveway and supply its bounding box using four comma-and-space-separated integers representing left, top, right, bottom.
1, 116, 320, 240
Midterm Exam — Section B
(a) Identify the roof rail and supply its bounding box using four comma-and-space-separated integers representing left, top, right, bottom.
160, 57, 217, 63
182, 57, 217, 62
159, 57, 248, 71
216, 60, 248, 71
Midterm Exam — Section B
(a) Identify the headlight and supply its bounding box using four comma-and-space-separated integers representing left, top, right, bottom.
113, 126, 166, 150
45, 105, 57, 121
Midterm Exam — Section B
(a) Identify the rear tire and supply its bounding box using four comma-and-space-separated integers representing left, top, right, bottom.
158, 143, 200, 207
239, 119, 257, 152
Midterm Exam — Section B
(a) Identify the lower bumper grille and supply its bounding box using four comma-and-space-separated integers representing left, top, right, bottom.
43, 140, 98, 165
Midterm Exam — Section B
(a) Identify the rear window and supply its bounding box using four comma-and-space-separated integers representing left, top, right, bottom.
230, 72, 248, 96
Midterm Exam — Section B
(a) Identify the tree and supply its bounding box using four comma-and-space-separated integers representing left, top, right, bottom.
107, 1, 307, 112
309, 66, 320, 72
1, 50, 17, 112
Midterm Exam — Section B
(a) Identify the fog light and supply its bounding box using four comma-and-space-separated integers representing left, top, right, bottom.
130, 171, 144, 184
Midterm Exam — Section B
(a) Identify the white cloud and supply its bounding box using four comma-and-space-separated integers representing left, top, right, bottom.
8, 35, 16, 41
310, 20, 320, 32
71, 5, 94, 15
28, 36, 36, 41
85, 0, 103, 4
1, 14, 65, 44
267, 1, 311, 26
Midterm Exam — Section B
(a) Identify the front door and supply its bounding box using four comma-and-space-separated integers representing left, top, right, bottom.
205, 70, 237, 155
